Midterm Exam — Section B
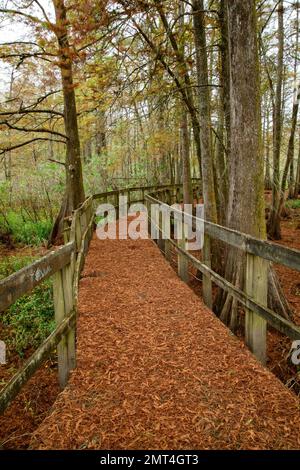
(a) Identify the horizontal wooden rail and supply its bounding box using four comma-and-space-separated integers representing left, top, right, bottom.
0, 309, 76, 414
146, 194, 300, 273
0, 241, 75, 311
0, 191, 95, 414
92, 183, 196, 201
146, 189, 300, 364
169, 238, 300, 341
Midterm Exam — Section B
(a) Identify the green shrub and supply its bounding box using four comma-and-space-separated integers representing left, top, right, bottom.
0, 256, 54, 357
0, 211, 52, 246
286, 199, 300, 209
0, 256, 37, 279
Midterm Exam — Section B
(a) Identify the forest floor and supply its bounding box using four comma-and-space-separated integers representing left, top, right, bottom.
29, 222, 300, 449
1, 208, 300, 449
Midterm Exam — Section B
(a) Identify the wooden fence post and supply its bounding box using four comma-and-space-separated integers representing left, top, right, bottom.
114, 192, 119, 220
245, 254, 268, 365
153, 204, 160, 246
162, 207, 171, 262
177, 214, 189, 283
53, 258, 76, 389
202, 234, 213, 309
157, 206, 165, 253
87, 200, 94, 245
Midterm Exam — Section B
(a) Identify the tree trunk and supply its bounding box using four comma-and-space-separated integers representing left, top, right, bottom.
264, 101, 272, 190
267, 0, 284, 240
49, 0, 85, 245
277, 81, 300, 216
177, 0, 193, 205
215, 0, 230, 225
294, 131, 300, 198
180, 106, 193, 205
192, 0, 218, 224
96, 110, 106, 155
217, 0, 266, 328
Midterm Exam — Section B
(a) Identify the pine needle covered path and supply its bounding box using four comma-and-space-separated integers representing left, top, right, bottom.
31, 230, 300, 450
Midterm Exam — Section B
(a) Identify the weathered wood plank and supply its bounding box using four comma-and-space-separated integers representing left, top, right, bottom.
62, 260, 76, 372
177, 217, 189, 283
0, 310, 76, 415
53, 270, 69, 389
145, 194, 300, 272
0, 242, 75, 311
169, 238, 300, 341
245, 254, 268, 365
202, 234, 213, 309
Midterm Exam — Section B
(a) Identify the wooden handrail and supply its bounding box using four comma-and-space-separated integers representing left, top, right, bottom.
0, 241, 75, 311
145, 194, 300, 272
0, 309, 76, 414
145, 188, 300, 364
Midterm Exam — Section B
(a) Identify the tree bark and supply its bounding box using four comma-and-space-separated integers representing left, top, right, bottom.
49, 0, 85, 245
180, 106, 193, 205
267, 0, 284, 239
217, 0, 266, 327
192, 0, 218, 224
277, 81, 300, 215
294, 130, 300, 198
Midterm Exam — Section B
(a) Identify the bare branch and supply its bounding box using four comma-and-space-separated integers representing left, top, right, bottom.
0, 121, 67, 140
0, 109, 64, 118
0, 138, 66, 155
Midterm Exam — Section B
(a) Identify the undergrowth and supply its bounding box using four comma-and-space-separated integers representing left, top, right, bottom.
286, 199, 300, 209
0, 256, 54, 357
0, 211, 52, 246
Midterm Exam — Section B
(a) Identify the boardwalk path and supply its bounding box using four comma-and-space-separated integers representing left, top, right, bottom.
31, 229, 300, 449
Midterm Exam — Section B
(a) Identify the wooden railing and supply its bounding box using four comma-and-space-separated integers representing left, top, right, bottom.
145, 187, 300, 366
0, 183, 201, 415
0, 196, 95, 414
2, 179, 298, 414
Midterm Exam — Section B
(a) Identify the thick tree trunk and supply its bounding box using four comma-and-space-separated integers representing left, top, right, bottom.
216, 0, 292, 326
217, 0, 266, 328
49, 0, 85, 245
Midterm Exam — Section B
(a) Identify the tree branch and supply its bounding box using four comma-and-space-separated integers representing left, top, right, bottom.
0, 138, 66, 155
0, 121, 67, 140
0, 109, 64, 118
